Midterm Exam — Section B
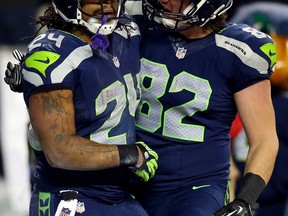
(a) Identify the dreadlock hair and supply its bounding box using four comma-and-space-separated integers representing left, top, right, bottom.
22, 6, 136, 41
22, 6, 90, 41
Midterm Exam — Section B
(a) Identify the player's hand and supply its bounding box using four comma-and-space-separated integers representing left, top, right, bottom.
214, 199, 252, 216
4, 49, 24, 93
131, 142, 158, 182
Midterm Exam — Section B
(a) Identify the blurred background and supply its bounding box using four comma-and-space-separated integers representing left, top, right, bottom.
0, 1, 49, 215
0, 0, 287, 215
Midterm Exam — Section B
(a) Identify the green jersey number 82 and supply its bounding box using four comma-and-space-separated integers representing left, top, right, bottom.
136, 59, 212, 142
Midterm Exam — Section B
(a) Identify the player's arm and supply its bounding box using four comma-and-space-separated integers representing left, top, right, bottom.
29, 89, 158, 181
234, 79, 278, 188
214, 80, 279, 216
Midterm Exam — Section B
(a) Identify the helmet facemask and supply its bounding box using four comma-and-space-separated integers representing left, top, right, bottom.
52, 0, 124, 35
142, 0, 233, 31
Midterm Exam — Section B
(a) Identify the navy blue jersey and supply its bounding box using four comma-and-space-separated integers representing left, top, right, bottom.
21, 24, 141, 203
230, 4, 288, 215
133, 16, 275, 191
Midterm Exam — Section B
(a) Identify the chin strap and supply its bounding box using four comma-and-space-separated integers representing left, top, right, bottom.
91, 15, 110, 53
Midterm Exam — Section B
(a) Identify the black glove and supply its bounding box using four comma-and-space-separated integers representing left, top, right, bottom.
117, 142, 158, 182
4, 49, 24, 93
214, 199, 252, 216
131, 141, 158, 182
214, 173, 265, 216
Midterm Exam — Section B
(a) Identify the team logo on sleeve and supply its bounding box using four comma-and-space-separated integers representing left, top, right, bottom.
260, 43, 277, 69
25, 51, 60, 77
176, 47, 187, 59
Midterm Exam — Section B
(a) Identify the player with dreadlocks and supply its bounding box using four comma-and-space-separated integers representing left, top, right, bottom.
4, 0, 158, 215
5, 0, 279, 215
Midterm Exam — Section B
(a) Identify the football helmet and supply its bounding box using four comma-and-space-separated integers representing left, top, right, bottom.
52, 0, 124, 35
142, 0, 233, 30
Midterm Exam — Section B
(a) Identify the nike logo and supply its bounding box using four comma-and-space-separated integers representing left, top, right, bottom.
225, 210, 237, 216
33, 57, 50, 64
192, 184, 211, 190
225, 206, 243, 216
269, 50, 276, 57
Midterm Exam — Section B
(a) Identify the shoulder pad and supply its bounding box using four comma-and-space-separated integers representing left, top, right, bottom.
216, 24, 276, 74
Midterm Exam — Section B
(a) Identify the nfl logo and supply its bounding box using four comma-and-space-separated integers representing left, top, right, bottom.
113, 56, 120, 68
59, 207, 71, 216
176, 47, 187, 59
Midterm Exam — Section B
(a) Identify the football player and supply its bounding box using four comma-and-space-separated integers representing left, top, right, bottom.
230, 2, 288, 216
5, 0, 279, 215
4, 0, 158, 215
125, 0, 279, 215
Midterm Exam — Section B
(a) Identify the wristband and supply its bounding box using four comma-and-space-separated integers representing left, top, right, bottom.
237, 173, 265, 206
117, 145, 139, 167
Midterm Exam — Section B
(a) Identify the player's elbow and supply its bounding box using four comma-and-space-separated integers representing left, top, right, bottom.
44, 149, 68, 169
41, 141, 72, 169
